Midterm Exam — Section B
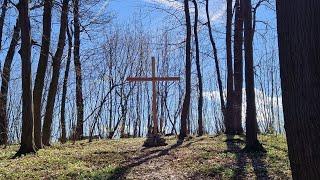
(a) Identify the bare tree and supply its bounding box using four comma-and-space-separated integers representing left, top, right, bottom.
0, 0, 8, 50
233, 0, 244, 134
0, 19, 20, 145
15, 0, 36, 157
42, 0, 69, 146
60, 26, 73, 144
180, 0, 192, 140
225, 0, 234, 135
191, 0, 203, 136
73, 0, 84, 140
243, 0, 265, 152
33, 0, 53, 150
205, 0, 226, 120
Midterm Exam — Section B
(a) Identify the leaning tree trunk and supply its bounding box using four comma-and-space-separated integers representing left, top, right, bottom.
15, 0, 36, 157
233, 0, 244, 135
42, 0, 69, 146
225, 0, 234, 135
276, 0, 320, 178
0, 0, 8, 50
205, 0, 226, 120
73, 0, 84, 140
243, 0, 265, 152
33, 0, 53, 150
192, 0, 203, 136
0, 19, 20, 145
60, 26, 72, 144
179, 0, 192, 140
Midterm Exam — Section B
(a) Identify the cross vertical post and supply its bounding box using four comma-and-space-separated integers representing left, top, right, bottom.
127, 57, 180, 146
151, 57, 158, 134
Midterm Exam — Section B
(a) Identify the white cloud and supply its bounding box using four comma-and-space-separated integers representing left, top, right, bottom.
204, 88, 284, 132
143, 0, 226, 22
91, 0, 111, 23
204, 0, 227, 22
144, 0, 183, 10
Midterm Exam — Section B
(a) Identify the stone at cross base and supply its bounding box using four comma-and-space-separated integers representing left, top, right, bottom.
143, 127, 167, 147
127, 57, 180, 147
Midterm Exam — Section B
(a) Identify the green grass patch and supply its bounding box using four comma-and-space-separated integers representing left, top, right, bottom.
0, 135, 291, 179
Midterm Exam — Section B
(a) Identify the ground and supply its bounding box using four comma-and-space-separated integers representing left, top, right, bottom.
0, 135, 291, 179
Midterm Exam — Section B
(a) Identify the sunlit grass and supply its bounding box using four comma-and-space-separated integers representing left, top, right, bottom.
0, 135, 291, 179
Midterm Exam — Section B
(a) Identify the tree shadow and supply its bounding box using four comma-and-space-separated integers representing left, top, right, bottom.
182, 137, 205, 148
226, 135, 269, 179
248, 152, 269, 179
106, 139, 184, 179
226, 135, 247, 179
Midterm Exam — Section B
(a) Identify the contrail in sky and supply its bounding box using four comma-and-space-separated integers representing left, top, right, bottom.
143, 0, 227, 22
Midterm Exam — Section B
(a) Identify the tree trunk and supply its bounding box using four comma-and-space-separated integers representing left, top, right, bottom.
73, 0, 84, 140
233, 0, 244, 134
0, 0, 8, 50
179, 0, 192, 140
0, 18, 20, 145
276, 0, 320, 178
275, 84, 281, 134
192, 0, 203, 136
60, 26, 72, 144
33, 0, 53, 149
15, 0, 36, 157
42, 0, 69, 146
205, 0, 226, 120
225, 0, 234, 135
270, 60, 275, 133
243, 0, 265, 152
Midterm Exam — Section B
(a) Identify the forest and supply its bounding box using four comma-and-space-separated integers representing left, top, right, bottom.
0, 0, 319, 179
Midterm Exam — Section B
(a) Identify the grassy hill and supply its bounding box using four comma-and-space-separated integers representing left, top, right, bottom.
0, 135, 291, 179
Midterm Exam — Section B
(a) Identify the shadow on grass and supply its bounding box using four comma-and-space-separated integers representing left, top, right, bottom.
226, 135, 269, 179
226, 136, 247, 179
247, 152, 269, 179
104, 139, 184, 180
182, 137, 206, 148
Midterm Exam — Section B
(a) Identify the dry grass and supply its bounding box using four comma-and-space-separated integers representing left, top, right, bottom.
0, 135, 291, 179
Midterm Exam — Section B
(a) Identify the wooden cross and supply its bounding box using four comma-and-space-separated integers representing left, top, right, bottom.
127, 57, 180, 134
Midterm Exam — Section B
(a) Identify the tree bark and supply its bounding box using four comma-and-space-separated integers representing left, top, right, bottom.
33, 0, 53, 149
243, 0, 265, 152
270, 60, 275, 133
60, 26, 72, 144
73, 0, 84, 140
15, 0, 36, 157
225, 0, 234, 135
0, 18, 20, 145
192, 0, 203, 136
233, 0, 244, 134
276, 0, 320, 178
42, 0, 69, 146
179, 0, 192, 140
205, 0, 226, 120
0, 0, 8, 50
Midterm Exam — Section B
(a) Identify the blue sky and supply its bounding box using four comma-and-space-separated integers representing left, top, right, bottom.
0, 0, 282, 140
103, 0, 282, 123
99, 0, 228, 30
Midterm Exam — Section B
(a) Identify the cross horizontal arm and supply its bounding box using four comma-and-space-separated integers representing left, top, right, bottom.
154, 77, 180, 81
127, 77, 180, 82
127, 77, 153, 82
